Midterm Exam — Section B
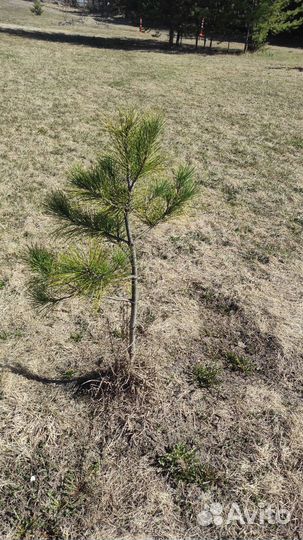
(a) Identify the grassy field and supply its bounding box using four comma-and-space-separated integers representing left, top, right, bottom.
0, 1, 302, 538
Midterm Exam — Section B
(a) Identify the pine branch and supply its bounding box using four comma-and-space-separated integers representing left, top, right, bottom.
135, 164, 198, 227
26, 245, 69, 307
68, 156, 129, 211
108, 110, 165, 187
26, 243, 130, 307
45, 191, 127, 243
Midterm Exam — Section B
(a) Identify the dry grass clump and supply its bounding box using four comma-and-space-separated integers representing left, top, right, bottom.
0, 1, 302, 538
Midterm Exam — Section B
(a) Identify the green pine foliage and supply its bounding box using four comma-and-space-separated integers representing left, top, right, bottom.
269, 0, 303, 34
27, 243, 129, 307
31, 0, 43, 15
26, 110, 198, 363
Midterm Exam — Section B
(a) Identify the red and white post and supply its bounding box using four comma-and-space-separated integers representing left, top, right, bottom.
139, 17, 143, 32
199, 18, 205, 40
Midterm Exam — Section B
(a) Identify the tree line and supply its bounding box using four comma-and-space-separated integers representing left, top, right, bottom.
76, 0, 302, 50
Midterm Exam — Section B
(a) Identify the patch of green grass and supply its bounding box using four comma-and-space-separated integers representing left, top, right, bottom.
289, 136, 303, 150
13, 330, 24, 338
16, 517, 37, 539
193, 364, 221, 388
225, 351, 254, 374
109, 80, 127, 88
158, 443, 215, 488
62, 370, 76, 379
47, 471, 85, 518
70, 332, 84, 343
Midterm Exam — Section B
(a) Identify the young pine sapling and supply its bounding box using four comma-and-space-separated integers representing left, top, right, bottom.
31, 0, 43, 15
27, 111, 198, 367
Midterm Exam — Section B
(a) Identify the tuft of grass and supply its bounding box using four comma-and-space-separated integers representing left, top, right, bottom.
31, 0, 43, 16
293, 215, 303, 227
289, 136, 303, 149
225, 351, 254, 373
170, 231, 211, 254
62, 370, 76, 379
158, 443, 215, 488
222, 184, 240, 205
70, 332, 84, 343
193, 364, 221, 388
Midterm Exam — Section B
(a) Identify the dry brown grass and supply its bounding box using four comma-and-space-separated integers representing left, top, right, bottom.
0, 1, 302, 538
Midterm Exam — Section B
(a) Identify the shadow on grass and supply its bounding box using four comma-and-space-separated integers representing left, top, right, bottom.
0, 25, 243, 55
3, 362, 101, 387
268, 66, 303, 72
2, 362, 144, 398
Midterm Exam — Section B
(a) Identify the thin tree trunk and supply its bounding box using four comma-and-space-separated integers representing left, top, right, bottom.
244, 25, 250, 52
209, 37, 213, 49
195, 32, 199, 50
176, 29, 182, 46
169, 25, 174, 47
124, 212, 138, 364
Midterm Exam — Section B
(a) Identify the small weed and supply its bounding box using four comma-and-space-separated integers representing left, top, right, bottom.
158, 443, 215, 488
16, 517, 36, 539
62, 370, 75, 380
186, 230, 211, 244
257, 253, 270, 264
222, 184, 240, 205
14, 329, 24, 338
47, 471, 85, 518
235, 224, 253, 236
111, 328, 124, 339
225, 351, 254, 373
170, 231, 211, 255
37, 126, 48, 135
110, 80, 126, 88
289, 214, 303, 235
0, 280, 6, 290
70, 332, 84, 343
193, 364, 221, 388
89, 461, 101, 476
289, 136, 303, 149
0, 331, 8, 340
170, 235, 195, 254
243, 250, 270, 264
293, 215, 303, 227
31, 0, 43, 15
143, 307, 156, 325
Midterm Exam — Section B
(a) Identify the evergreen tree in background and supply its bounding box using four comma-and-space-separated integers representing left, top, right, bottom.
31, 0, 43, 15
62, 0, 302, 49
268, 0, 303, 37
26, 111, 198, 367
